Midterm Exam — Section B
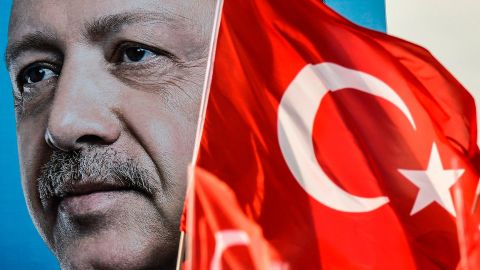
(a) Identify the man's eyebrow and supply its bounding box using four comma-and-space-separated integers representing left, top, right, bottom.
5, 11, 189, 68
84, 11, 187, 41
5, 31, 59, 69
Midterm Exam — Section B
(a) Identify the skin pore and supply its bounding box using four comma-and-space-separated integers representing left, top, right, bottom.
6, 0, 215, 269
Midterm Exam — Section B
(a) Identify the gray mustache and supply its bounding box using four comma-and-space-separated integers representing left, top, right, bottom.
37, 148, 154, 207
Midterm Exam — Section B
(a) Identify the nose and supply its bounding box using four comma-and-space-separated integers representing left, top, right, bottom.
46, 51, 120, 151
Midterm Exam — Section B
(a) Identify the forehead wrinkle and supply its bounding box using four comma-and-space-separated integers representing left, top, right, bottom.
6, 30, 60, 70
83, 10, 193, 42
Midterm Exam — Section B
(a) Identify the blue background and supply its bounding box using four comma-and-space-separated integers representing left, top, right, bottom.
325, 0, 386, 32
0, 0, 386, 268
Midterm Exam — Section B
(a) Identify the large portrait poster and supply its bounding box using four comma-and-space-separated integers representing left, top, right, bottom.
2, 0, 220, 268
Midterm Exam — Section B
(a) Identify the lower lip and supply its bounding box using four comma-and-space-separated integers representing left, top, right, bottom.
59, 190, 133, 217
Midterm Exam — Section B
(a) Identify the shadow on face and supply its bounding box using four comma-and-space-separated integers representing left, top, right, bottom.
6, 0, 215, 269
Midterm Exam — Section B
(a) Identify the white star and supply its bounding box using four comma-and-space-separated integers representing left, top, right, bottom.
398, 143, 464, 217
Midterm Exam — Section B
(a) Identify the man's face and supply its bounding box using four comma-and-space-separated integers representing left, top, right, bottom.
6, 0, 214, 269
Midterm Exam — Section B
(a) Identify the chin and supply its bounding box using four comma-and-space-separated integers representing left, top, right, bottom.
48, 193, 179, 270
57, 233, 176, 270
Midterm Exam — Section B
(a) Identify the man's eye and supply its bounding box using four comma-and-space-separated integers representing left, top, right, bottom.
22, 66, 58, 85
122, 47, 157, 63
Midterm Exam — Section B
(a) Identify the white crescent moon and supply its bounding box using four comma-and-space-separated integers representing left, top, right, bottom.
277, 63, 416, 213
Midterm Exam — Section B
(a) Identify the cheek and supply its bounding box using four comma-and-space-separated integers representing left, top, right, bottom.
120, 91, 197, 173
16, 114, 54, 241
117, 64, 204, 219
17, 119, 47, 198
120, 93, 196, 227
118, 65, 203, 174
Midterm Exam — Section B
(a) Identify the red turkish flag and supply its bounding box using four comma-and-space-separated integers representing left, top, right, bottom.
185, 0, 480, 269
